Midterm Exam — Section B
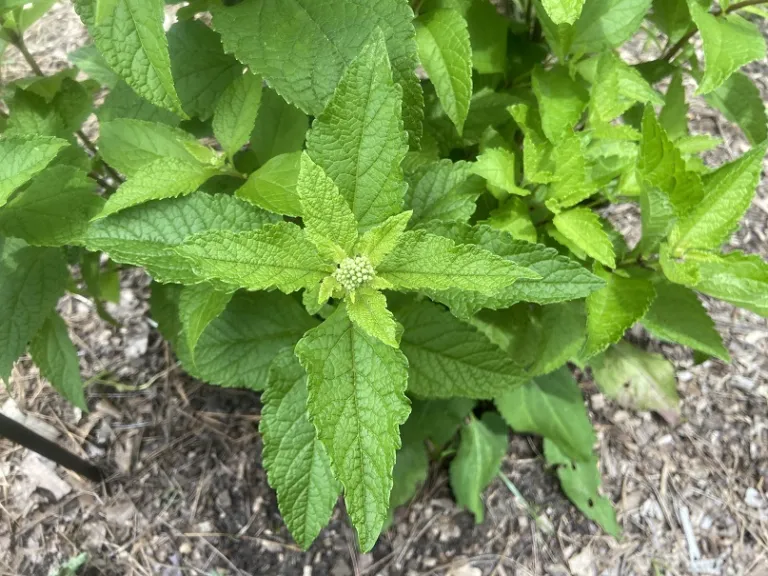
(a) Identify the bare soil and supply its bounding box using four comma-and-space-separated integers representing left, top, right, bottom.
1, 4, 768, 575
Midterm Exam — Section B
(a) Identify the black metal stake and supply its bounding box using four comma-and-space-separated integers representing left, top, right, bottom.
0, 413, 104, 482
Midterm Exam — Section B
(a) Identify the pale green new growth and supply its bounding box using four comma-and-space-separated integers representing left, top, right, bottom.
355, 212, 412, 266
235, 152, 303, 217
346, 289, 400, 348
472, 148, 526, 197
295, 305, 410, 552
178, 284, 233, 361
541, 0, 585, 24
0, 135, 68, 208
553, 208, 616, 268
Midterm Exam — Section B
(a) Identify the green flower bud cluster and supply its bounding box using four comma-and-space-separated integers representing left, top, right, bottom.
333, 255, 375, 291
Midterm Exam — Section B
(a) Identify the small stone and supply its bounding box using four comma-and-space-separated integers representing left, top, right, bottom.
179, 541, 192, 555
215, 490, 232, 509
730, 375, 755, 392
745, 488, 765, 509
590, 394, 605, 411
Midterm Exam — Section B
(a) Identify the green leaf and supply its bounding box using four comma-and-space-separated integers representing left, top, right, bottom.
68, 44, 119, 88
474, 301, 586, 377
97, 80, 181, 126
486, 198, 538, 244
85, 192, 277, 284
356, 211, 412, 267
0, 241, 68, 381
347, 289, 399, 348
544, 440, 620, 537
211, 0, 423, 147
637, 185, 676, 255
193, 291, 317, 389
378, 230, 539, 294
295, 304, 410, 552
532, 64, 588, 141
660, 245, 768, 317
472, 148, 526, 197
407, 159, 482, 225
261, 350, 339, 549
659, 71, 688, 141
400, 397, 475, 447
546, 133, 596, 212
642, 279, 729, 361
496, 367, 594, 462
705, 71, 767, 145
389, 438, 428, 513
689, 1, 766, 95
541, 0, 585, 24
584, 265, 655, 358
553, 208, 616, 268
508, 103, 555, 184
28, 314, 87, 410
250, 87, 308, 167
98, 119, 210, 177
450, 412, 507, 523
424, 222, 605, 316
466, 0, 507, 73
178, 284, 233, 361
167, 19, 243, 120
298, 153, 358, 257
570, 0, 652, 53
213, 72, 262, 159
0, 166, 103, 247
669, 142, 767, 253
590, 340, 679, 419
638, 107, 704, 216
174, 222, 334, 293
73, 0, 185, 116
306, 31, 408, 231
533, 0, 574, 61
650, 0, 693, 44
235, 152, 302, 217
396, 299, 527, 399
416, 9, 472, 134
96, 158, 219, 219
0, 135, 68, 208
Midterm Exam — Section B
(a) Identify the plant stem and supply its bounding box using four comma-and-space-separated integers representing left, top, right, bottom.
662, 0, 768, 62
10, 28, 125, 185
88, 171, 116, 193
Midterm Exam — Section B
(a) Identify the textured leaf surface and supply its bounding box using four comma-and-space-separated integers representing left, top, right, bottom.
0, 135, 68, 208
306, 32, 408, 231
97, 158, 219, 218
642, 279, 729, 361
29, 314, 87, 410
69, 44, 120, 88
213, 72, 262, 159
0, 166, 103, 246
407, 159, 481, 225
250, 88, 308, 166
261, 350, 339, 549
85, 192, 276, 283
400, 397, 475, 447
193, 291, 317, 390
295, 305, 410, 552
659, 71, 688, 141
396, 299, 527, 399
98, 118, 209, 177
416, 9, 472, 134
496, 367, 594, 462
650, 0, 692, 44
487, 198, 537, 244
356, 212, 412, 266
541, 0, 585, 24
553, 208, 616, 268
546, 134, 596, 212
508, 103, 555, 184
179, 284, 233, 361
637, 185, 676, 255
533, 65, 587, 140
0, 241, 68, 381
544, 440, 620, 537
591, 340, 679, 419
705, 71, 767, 144
450, 413, 507, 523
466, 0, 507, 73
472, 148, 525, 197
73, 0, 184, 115
570, 0, 652, 53
379, 230, 538, 294
347, 290, 399, 348
584, 265, 655, 358
639, 107, 704, 216
689, 1, 766, 95
425, 222, 604, 316
389, 438, 428, 513
669, 143, 767, 253
174, 223, 334, 293
97, 80, 181, 126
167, 19, 243, 120
298, 153, 358, 256
235, 152, 302, 217
211, 0, 423, 146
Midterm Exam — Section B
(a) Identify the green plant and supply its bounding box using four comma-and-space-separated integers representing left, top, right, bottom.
1, 0, 766, 552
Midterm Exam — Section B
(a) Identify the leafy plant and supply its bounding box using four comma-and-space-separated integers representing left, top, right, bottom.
1, 0, 766, 552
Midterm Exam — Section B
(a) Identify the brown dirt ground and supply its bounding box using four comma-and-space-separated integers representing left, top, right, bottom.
1, 3, 768, 575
